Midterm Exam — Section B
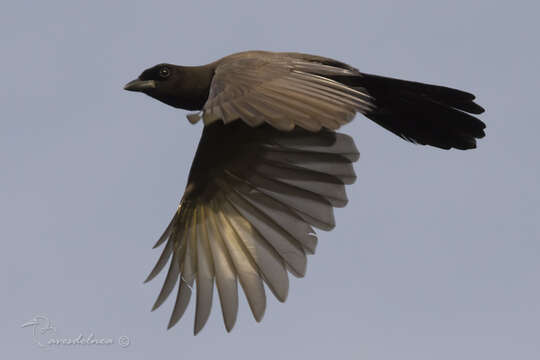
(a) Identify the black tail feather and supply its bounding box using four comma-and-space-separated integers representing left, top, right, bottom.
330, 73, 486, 150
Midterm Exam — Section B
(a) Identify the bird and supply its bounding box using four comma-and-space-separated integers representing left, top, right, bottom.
124, 50, 486, 334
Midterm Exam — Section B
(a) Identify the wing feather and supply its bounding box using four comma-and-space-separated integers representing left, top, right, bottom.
206, 204, 239, 332
221, 177, 307, 277
145, 122, 359, 333
194, 207, 214, 334
167, 213, 196, 329
194, 52, 375, 131
213, 198, 267, 322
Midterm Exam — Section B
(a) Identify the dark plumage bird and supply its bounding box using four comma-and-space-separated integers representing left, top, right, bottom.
124, 50, 486, 334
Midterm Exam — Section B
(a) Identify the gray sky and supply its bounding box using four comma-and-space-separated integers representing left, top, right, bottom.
2, 1, 539, 359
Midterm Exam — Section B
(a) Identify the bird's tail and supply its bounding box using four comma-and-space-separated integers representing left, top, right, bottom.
331, 73, 486, 150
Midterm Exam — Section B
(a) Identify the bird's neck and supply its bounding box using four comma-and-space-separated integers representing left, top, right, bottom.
175, 64, 216, 110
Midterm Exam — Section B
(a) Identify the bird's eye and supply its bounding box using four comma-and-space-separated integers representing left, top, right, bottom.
159, 67, 170, 78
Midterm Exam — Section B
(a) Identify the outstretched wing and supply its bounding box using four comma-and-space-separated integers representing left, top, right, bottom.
187, 52, 375, 132
145, 121, 359, 334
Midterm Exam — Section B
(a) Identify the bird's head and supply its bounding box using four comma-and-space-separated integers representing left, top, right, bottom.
124, 63, 213, 111
124, 63, 183, 108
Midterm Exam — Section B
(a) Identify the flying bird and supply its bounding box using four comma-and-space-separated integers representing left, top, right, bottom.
124, 50, 486, 334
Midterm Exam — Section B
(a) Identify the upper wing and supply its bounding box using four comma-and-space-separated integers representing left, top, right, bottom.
187, 52, 375, 131
145, 120, 359, 334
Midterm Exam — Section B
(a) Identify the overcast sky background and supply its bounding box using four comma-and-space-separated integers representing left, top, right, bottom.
2, 1, 539, 359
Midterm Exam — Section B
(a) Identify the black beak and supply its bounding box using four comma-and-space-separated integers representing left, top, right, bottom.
123, 79, 156, 92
